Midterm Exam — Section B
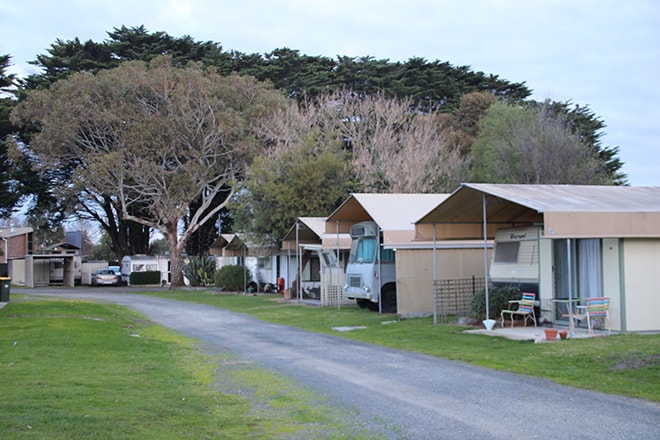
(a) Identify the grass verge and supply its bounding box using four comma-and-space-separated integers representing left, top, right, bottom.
141, 290, 660, 402
0, 299, 377, 439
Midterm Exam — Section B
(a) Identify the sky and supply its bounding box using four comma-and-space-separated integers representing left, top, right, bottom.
1, 0, 658, 186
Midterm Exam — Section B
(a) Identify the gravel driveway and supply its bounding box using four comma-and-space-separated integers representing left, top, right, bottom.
13, 288, 660, 439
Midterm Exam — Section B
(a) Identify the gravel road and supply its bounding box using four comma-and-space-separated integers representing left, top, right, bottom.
13, 288, 660, 439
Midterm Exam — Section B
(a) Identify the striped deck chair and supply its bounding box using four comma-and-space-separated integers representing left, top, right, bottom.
575, 297, 611, 334
500, 292, 537, 328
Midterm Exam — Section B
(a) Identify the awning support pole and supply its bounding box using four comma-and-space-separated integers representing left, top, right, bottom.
483, 194, 490, 322
433, 223, 438, 325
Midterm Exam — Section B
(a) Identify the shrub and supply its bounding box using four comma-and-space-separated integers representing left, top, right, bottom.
130, 271, 161, 285
471, 285, 522, 320
214, 265, 252, 291
182, 256, 216, 287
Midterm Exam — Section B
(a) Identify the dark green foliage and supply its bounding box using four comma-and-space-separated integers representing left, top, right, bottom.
23, 25, 231, 90
24, 26, 530, 110
182, 256, 216, 287
214, 265, 252, 291
471, 285, 522, 320
241, 50, 530, 110
130, 271, 161, 285
0, 54, 22, 218
24, 37, 115, 89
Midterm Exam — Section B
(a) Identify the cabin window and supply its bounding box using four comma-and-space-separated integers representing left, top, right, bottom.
494, 242, 519, 263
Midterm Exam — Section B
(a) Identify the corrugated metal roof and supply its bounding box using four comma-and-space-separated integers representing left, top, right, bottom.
467, 183, 660, 213
327, 193, 449, 231
418, 184, 660, 224
417, 183, 660, 239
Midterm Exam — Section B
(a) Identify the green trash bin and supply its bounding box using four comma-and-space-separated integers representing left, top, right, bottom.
0, 277, 10, 302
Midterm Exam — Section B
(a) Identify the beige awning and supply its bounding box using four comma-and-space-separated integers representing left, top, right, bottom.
326, 193, 449, 245
416, 183, 660, 239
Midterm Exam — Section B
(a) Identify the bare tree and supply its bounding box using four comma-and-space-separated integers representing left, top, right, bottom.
12, 56, 285, 286
316, 91, 468, 193
257, 90, 470, 194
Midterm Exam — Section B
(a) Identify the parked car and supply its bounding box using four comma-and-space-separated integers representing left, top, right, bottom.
92, 269, 121, 286
108, 265, 121, 276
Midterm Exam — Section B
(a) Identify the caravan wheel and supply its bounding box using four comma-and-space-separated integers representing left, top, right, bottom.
356, 299, 369, 309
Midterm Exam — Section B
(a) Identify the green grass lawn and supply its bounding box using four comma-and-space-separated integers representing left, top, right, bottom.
0, 299, 373, 440
1, 290, 657, 439
142, 290, 660, 402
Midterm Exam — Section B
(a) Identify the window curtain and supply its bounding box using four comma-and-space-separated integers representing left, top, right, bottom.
553, 240, 569, 300
357, 238, 377, 263
578, 239, 601, 298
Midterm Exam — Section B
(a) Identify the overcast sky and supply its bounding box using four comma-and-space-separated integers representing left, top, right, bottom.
1, 0, 658, 186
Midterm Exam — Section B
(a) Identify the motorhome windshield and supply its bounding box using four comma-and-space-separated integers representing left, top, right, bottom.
349, 237, 377, 263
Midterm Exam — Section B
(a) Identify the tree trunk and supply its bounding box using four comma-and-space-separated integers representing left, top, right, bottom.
166, 224, 185, 288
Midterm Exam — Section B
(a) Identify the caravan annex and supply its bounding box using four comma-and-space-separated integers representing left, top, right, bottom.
416, 183, 660, 333
326, 193, 486, 316
281, 217, 351, 305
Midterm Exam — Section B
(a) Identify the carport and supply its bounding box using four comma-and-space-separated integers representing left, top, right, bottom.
23, 254, 77, 287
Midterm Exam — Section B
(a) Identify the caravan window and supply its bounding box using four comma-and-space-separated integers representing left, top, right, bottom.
321, 251, 338, 267
350, 237, 377, 263
257, 257, 272, 269
381, 248, 395, 263
494, 242, 519, 263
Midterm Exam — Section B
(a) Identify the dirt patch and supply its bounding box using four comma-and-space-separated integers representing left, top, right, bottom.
609, 354, 660, 371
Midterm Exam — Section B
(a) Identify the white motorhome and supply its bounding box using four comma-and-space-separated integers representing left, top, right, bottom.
489, 226, 541, 293
343, 221, 397, 312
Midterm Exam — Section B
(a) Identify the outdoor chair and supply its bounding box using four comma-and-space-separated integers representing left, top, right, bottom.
500, 292, 537, 328
574, 297, 611, 334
